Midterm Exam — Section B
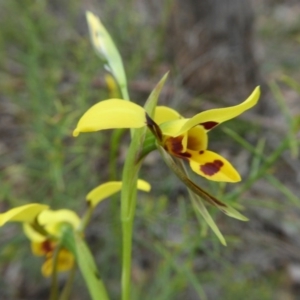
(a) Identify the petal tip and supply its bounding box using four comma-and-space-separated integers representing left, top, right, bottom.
73, 129, 79, 137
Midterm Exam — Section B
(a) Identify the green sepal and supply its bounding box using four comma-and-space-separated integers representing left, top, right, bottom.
144, 72, 169, 117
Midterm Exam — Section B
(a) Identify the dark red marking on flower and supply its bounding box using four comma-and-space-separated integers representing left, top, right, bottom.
41, 240, 54, 254
200, 121, 218, 130
167, 136, 184, 154
200, 160, 224, 176
178, 152, 192, 158
146, 113, 163, 141
177, 151, 192, 161
199, 150, 204, 154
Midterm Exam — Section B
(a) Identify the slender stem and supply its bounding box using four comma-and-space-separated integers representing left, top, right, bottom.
120, 134, 141, 300
109, 129, 125, 180
59, 264, 77, 300
79, 203, 94, 232
49, 244, 61, 300
121, 219, 133, 300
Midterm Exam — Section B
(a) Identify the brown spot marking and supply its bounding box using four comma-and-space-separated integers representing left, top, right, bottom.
177, 151, 192, 161
178, 152, 192, 158
199, 150, 204, 154
165, 136, 184, 154
41, 240, 54, 254
200, 160, 224, 176
200, 121, 218, 130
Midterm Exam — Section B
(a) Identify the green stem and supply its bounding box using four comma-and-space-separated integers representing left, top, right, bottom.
121, 219, 133, 300
120, 134, 142, 300
49, 244, 61, 300
119, 72, 168, 300
109, 129, 125, 180
79, 203, 94, 232
59, 264, 76, 300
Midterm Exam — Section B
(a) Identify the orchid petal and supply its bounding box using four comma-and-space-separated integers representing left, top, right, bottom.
31, 240, 55, 256
42, 248, 74, 277
154, 106, 181, 125
188, 150, 241, 182
164, 134, 188, 155
187, 126, 208, 151
73, 99, 146, 136
87, 179, 151, 207
38, 209, 81, 235
160, 119, 187, 137
177, 86, 260, 135
0, 204, 49, 226
23, 223, 46, 242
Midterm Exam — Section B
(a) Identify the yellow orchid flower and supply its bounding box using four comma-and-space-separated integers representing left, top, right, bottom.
73, 87, 260, 183
23, 209, 80, 277
0, 204, 78, 277
0, 179, 151, 277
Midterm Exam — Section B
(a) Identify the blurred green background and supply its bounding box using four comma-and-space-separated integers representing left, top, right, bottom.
0, 0, 300, 299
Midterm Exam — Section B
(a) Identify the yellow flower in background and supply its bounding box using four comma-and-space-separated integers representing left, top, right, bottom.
73, 87, 260, 182
23, 209, 80, 277
0, 179, 151, 276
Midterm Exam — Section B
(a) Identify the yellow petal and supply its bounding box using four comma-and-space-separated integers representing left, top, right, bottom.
188, 150, 241, 182
41, 248, 74, 277
177, 86, 260, 135
187, 126, 208, 151
86, 179, 151, 207
38, 209, 81, 236
0, 204, 49, 226
160, 119, 187, 137
137, 179, 151, 192
154, 106, 181, 125
31, 240, 55, 256
73, 99, 146, 136
23, 223, 46, 242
